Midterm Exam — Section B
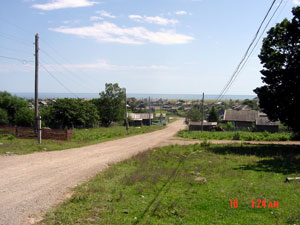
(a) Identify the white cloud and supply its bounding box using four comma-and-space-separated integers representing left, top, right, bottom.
32, 0, 100, 10
293, 0, 300, 5
175, 11, 187, 15
128, 15, 178, 26
89, 16, 103, 21
96, 10, 116, 18
49, 22, 194, 45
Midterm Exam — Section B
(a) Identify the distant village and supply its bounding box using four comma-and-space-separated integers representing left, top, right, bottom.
26, 97, 281, 133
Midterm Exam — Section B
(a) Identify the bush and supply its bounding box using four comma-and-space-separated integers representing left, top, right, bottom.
232, 132, 240, 140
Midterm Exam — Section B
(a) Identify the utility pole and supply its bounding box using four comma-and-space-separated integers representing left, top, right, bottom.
201, 92, 204, 132
124, 88, 129, 134
160, 99, 162, 125
34, 33, 41, 144
148, 96, 152, 126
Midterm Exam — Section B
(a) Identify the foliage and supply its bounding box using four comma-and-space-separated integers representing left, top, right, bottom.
127, 97, 139, 112
177, 130, 292, 141
207, 106, 219, 122
41, 144, 300, 225
41, 98, 100, 129
254, 7, 300, 137
242, 98, 259, 110
98, 83, 125, 127
219, 121, 234, 130
15, 107, 34, 127
186, 107, 202, 122
0, 108, 9, 125
0, 91, 31, 125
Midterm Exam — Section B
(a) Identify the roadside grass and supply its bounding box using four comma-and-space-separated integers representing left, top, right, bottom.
41, 143, 300, 225
177, 130, 293, 141
0, 125, 164, 155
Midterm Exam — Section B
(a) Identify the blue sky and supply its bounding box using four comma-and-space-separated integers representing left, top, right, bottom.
0, 0, 299, 95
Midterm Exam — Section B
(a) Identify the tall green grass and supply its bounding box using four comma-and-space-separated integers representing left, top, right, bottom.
177, 130, 292, 141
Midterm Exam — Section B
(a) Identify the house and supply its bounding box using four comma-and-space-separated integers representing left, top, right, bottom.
189, 121, 218, 131
255, 116, 280, 133
127, 113, 154, 126
222, 109, 280, 132
223, 109, 258, 128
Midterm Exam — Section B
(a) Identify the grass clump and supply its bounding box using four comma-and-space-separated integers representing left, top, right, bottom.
177, 130, 293, 142
41, 144, 300, 225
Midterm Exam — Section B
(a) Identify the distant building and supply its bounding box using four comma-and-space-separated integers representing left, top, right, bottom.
127, 113, 154, 126
222, 109, 280, 132
223, 109, 258, 128
189, 121, 218, 131
255, 116, 280, 133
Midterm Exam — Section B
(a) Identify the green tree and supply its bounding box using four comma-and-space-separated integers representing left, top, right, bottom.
0, 108, 9, 125
42, 99, 99, 129
15, 107, 34, 127
186, 107, 202, 122
127, 97, 139, 112
254, 7, 300, 137
0, 91, 29, 125
98, 83, 125, 127
207, 106, 219, 122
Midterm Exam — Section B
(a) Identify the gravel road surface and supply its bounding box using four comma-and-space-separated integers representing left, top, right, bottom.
0, 119, 185, 225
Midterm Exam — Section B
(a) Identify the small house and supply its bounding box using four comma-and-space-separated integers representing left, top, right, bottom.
127, 113, 154, 126
223, 109, 258, 129
255, 117, 280, 133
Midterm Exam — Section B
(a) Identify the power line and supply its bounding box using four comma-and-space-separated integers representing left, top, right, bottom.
40, 63, 79, 98
216, 0, 278, 101
218, 0, 284, 100
0, 55, 33, 63
39, 48, 98, 91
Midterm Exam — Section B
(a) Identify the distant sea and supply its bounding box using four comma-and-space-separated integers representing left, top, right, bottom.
13, 93, 256, 100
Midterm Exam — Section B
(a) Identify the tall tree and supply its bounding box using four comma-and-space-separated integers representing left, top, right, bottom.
207, 106, 219, 122
98, 83, 125, 127
254, 7, 300, 137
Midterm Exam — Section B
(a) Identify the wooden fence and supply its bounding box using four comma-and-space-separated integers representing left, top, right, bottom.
0, 125, 73, 141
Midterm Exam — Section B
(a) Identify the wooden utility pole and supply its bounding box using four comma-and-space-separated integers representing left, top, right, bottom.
201, 92, 204, 132
160, 99, 162, 125
148, 96, 152, 126
124, 88, 129, 134
34, 33, 41, 144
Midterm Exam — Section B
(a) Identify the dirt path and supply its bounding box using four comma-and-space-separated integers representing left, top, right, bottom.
0, 119, 186, 225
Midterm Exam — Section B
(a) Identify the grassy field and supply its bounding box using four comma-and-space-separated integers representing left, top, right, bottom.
177, 130, 293, 141
0, 125, 164, 155
41, 143, 300, 225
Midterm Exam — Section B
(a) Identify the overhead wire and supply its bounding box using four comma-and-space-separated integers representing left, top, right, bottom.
40, 63, 79, 98
217, 0, 284, 100
0, 55, 33, 64
0, 16, 100, 93
216, 0, 278, 101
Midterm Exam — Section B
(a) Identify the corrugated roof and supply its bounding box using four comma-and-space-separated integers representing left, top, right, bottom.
223, 109, 258, 122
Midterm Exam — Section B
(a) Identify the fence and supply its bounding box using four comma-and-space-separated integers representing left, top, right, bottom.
0, 125, 73, 141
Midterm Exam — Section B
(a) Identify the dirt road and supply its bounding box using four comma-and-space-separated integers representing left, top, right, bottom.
0, 119, 185, 225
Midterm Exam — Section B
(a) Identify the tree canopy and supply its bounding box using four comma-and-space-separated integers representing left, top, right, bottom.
0, 91, 33, 126
41, 98, 99, 129
254, 7, 300, 137
207, 106, 219, 122
98, 83, 125, 127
